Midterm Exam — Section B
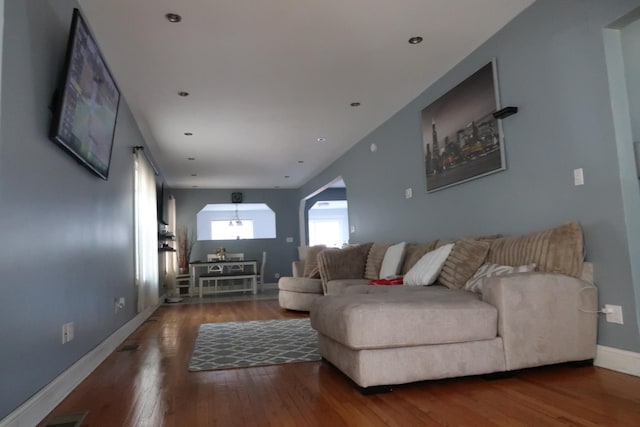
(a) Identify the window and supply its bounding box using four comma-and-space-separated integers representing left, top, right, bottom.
211, 220, 254, 240
308, 200, 349, 247
197, 203, 276, 240
309, 220, 343, 247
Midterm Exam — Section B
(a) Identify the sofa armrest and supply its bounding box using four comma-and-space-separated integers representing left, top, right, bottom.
292, 260, 305, 277
482, 272, 597, 371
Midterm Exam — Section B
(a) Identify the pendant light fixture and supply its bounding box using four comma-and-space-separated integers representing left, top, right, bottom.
228, 204, 243, 226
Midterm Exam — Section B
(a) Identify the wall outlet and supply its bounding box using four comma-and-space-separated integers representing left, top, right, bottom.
350, 225, 356, 233
604, 304, 624, 324
114, 297, 126, 313
62, 322, 74, 344
274, 273, 280, 279
286, 237, 294, 243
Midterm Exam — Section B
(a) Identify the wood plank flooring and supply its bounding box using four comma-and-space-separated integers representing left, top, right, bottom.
40, 300, 640, 426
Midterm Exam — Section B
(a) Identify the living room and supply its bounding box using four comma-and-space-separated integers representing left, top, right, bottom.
1, 0, 640, 426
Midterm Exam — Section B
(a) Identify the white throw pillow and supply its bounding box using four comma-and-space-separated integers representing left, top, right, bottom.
464, 263, 536, 293
379, 242, 407, 278
404, 243, 455, 286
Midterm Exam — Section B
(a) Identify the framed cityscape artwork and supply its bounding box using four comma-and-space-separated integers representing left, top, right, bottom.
422, 59, 506, 192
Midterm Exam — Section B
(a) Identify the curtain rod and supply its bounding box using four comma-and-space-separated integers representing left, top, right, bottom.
133, 146, 160, 176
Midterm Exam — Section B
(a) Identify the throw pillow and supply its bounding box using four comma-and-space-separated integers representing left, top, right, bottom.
317, 243, 374, 286
465, 263, 537, 293
404, 243, 454, 286
302, 245, 326, 278
379, 242, 407, 278
368, 277, 404, 285
438, 238, 491, 290
364, 243, 391, 280
401, 241, 438, 274
486, 221, 584, 278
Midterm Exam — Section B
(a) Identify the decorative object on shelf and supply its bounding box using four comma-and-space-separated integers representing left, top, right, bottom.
177, 226, 195, 274
422, 59, 506, 192
216, 247, 226, 260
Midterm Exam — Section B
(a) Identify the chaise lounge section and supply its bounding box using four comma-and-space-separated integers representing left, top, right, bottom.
308, 221, 599, 389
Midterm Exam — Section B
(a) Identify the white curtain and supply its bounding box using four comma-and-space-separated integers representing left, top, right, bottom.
134, 150, 159, 312
166, 195, 178, 295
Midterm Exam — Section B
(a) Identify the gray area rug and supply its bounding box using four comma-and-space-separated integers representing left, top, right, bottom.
189, 318, 320, 371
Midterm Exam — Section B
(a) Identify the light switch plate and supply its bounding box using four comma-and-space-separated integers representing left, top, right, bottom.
573, 168, 584, 186
405, 188, 413, 199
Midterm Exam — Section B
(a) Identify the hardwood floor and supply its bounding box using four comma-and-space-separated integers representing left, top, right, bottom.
41, 300, 640, 426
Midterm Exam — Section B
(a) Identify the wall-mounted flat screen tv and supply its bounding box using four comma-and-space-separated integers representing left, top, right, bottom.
50, 8, 120, 180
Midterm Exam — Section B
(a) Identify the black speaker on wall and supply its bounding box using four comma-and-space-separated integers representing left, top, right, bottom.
231, 192, 243, 203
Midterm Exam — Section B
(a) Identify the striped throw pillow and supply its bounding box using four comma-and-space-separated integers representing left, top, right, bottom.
464, 263, 536, 293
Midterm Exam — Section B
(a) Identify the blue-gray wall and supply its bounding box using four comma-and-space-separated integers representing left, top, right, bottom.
0, 0, 156, 419
300, 0, 640, 353
173, 188, 300, 281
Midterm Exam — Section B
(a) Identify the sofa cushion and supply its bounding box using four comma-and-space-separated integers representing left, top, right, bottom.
379, 242, 407, 278
302, 245, 326, 278
464, 263, 536, 293
486, 221, 584, 278
364, 243, 390, 280
311, 286, 498, 349
326, 279, 371, 295
404, 243, 454, 286
439, 239, 491, 290
401, 241, 437, 274
278, 276, 324, 293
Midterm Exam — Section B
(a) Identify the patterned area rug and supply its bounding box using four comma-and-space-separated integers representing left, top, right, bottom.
189, 318, 320, 371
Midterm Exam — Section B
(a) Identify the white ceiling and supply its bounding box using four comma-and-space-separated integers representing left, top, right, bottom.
78, 0, 534, 189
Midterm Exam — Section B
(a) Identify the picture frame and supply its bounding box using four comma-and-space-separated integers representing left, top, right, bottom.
422, 59, 506, 192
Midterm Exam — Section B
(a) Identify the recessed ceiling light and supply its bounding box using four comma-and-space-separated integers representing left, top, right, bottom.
191, 185, 198, 188
408, 36, 423, 44
316, 137, 327, 142
191, 174, 197, 176
184, 132, 193, 136
350, 102, 361, 107
284, 175, 290, 178
297, 160, 304, 164
178, 91, 189, 97
166, 13, 182, 23
187, 157, 195, 161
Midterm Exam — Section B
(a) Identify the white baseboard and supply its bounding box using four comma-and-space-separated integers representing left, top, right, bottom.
594, 345, 640, 377
0, 298, 163, 427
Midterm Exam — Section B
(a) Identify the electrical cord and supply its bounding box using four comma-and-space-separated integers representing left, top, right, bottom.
577, 284, 610, 314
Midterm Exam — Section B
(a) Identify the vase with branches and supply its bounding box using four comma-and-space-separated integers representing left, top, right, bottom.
177, 226, 195, 274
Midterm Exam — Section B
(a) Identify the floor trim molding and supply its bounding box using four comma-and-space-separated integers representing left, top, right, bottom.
0, 297, 164, 427
594, 345, 640, 377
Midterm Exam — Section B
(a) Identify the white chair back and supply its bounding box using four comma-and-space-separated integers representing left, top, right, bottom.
227, 253, 245, 272
206, 253, 222, 273
259, 251, 267, 290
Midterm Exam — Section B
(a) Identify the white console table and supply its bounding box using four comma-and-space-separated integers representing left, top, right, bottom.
189, 260, 258, 298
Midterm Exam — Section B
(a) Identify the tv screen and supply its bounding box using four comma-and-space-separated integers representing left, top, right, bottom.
50, 8, 120, 180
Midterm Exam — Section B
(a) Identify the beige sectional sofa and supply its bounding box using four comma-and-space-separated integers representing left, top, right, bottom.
305, 221, 599, 390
